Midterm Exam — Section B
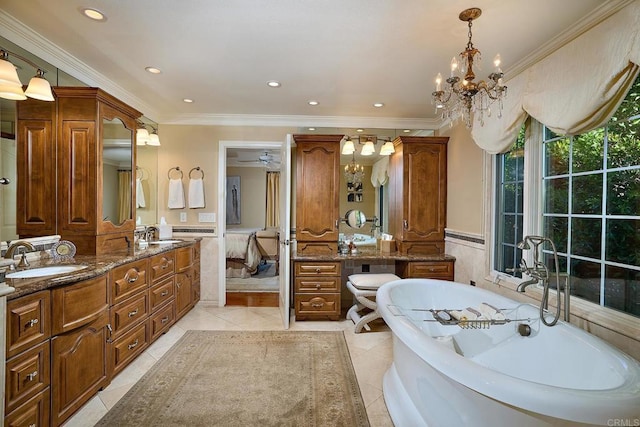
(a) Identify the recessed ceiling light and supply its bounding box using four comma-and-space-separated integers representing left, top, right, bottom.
267, 81, 281, 88
356, 129, 364, 133
403, 129, 411, 133
183, 98, 194, 103
145, 67, 162, 74
81, 8, 106, 21
308, 127, 316, 131
373, 102, 384, 108
308, 100, 319, 106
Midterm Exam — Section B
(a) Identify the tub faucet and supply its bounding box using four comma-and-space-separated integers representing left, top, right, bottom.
513, 235, 570, 326
4, 241, 37, 268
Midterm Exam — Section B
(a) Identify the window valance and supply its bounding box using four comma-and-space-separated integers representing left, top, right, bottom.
471, 0, 640, 154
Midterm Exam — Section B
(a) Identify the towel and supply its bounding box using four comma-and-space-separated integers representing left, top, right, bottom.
478, 303, 506, 321
188, 178, 205, 208
168, 178, 185, 209
136, 178, 146, 208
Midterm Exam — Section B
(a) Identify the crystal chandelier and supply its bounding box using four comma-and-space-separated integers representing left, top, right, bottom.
431, 8, 507, 128
344, 152, 364, 184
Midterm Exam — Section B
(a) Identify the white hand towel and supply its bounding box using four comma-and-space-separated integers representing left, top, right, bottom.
168, 178, 185, 209
188, 178, 205, 208
136, 178, 146, 208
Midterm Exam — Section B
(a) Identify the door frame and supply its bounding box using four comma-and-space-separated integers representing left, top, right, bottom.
217, 140, 286, 308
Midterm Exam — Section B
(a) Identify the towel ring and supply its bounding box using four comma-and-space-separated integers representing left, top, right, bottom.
189, 166, 205, 179
168, 166, 183, 180
136, 166, 146, 180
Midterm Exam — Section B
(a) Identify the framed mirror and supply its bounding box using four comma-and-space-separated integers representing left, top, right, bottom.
102, 117, 134, 226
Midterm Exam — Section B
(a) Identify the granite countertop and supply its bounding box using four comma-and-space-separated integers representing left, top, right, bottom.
291, 248, 456, 262
4, 239, 199, 301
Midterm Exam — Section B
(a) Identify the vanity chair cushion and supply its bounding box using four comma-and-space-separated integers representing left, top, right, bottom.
346, 273, 400, 333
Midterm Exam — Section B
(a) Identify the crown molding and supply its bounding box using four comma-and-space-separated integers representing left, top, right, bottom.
158, 113, 441, 129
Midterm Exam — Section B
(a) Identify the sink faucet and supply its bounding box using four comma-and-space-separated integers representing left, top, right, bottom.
145, 226, 159, 241
4, 241, 37, 268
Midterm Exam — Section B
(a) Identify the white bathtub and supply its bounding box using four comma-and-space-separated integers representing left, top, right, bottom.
377, 279, 640, 427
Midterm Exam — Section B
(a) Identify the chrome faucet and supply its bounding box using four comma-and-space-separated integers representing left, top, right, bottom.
510, 235, 570, 326
4, 241, 37, 268
145, 226, 159, 242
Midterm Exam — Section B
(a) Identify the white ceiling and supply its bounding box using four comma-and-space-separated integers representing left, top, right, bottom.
0, 0, 627, 131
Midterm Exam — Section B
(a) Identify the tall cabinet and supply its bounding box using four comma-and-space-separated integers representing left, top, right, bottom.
388, 136, 448, 254
294, 134, 343, 255
17, 87, 141, 255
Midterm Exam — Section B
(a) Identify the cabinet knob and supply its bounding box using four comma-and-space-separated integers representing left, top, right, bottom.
160, 290, 169, 297
315, 268, 321, 274
127, 270, 139, 283
161, 316, 170, 324
128, 308, 139, 318
161, 258, 170, 269
128, 339, 139, 350
403, 219, 408, 230
26, 370, 38, 381
315, 284, 321, 290
311, 302, 324, 308
26, 318, 39, 328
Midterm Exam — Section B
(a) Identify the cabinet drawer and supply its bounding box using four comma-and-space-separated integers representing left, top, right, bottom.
5, 340, 50, 414
52, 274, 109, 335
149, 302, 175, 342
4, 386, 50, 427
295, 294, 340, 318
6, 291, 51, 359
109, 290, 149, 337
150, 251, 175, 283
404, 261, 454, 280
295, 276, 340, 293
175, 246, 193, 273
110, 321, 149, 376
150, 276, 175, 311
295, 262, 341, 277
110, 258, 148, 304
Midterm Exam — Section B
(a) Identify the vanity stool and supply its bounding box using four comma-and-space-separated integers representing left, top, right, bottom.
346, 273, 401, 333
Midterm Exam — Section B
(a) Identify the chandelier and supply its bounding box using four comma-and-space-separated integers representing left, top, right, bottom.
431, 8, 507, 128
344, 152, 364, 184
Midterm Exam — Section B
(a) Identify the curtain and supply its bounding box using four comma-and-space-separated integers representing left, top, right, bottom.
471, 0, 640, 153
118, 170, 132, 224
266, 171, 280, 228
370, 156, 390, 188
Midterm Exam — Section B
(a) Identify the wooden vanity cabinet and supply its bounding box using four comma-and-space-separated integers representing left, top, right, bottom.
108, 258, 150, 377
50, 274, 110, 427
388, 136, 448, 254
175, 246, 194, 320
293, 261, 341, 320
396, 260, 455, 281
294, 134, 343, 255
192, 241, 201, 304
5, 291, 51, 425
149, 251, 176, 342
16, 87, 142, 255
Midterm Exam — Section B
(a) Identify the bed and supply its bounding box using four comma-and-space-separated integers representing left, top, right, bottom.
225, 229, 263, 278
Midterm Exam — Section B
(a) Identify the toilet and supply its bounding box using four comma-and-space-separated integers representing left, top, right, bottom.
346, 273, 401, 333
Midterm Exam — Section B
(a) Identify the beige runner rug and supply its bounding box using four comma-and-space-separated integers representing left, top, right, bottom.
96, 330, 370, 426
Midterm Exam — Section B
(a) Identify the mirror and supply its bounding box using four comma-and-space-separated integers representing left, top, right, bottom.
135, 140, 159, 226
345, 209, 366, 228
102, 117, 134, 225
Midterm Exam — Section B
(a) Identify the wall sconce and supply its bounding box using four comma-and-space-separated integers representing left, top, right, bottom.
0, 49, 54, 101
136, 121, 160, 146
341, 135, 395, 156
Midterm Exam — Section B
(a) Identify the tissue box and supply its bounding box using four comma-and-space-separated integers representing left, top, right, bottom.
379, 239, 396, 253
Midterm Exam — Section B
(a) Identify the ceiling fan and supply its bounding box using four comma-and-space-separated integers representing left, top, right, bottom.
237, 151, 281, 167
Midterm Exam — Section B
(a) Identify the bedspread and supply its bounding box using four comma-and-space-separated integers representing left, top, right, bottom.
225, 232, 262, 277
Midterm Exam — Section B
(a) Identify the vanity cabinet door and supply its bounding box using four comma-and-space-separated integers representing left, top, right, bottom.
6, 291, 51, 359
294, 135, 342, 254
16, 105, 56, 237
175, 271, 192, 320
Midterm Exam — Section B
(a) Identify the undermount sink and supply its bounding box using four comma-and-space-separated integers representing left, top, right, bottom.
6, 265, 87, 279
149, 240, 182, 245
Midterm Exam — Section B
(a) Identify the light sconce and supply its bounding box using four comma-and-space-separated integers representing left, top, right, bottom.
431, 8, 507, 128
0, 49, 54, 102
136, 121, 160, 146
341, 135, 395, 156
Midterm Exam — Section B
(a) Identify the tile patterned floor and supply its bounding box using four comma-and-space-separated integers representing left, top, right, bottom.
63, 303, 395, 427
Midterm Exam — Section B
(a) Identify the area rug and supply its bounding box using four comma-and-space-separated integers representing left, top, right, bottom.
96, 330, 370, 426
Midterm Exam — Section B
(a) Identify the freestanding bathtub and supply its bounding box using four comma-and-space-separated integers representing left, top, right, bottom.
377, 278, 640, 427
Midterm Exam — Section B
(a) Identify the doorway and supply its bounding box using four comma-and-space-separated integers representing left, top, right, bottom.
217, 141, 291, 316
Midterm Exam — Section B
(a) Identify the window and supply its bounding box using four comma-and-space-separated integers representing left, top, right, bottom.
494, 127, 526, 277
494, 75, 640, 318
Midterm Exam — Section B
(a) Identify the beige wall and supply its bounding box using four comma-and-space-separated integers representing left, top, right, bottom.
226, 166, 267, 229
136, 145, 158, 226
440, 122, 485, 235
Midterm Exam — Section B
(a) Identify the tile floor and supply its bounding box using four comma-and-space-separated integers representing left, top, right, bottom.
63, 303, 395, 427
